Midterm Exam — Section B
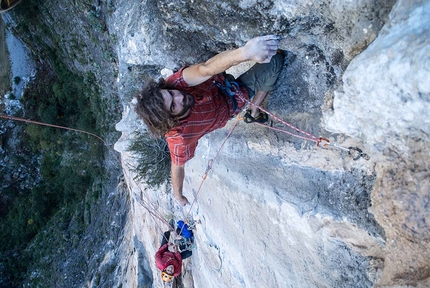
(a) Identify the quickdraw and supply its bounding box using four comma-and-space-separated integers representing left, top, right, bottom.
318, 137, 370, 161
202, 159, 214, 180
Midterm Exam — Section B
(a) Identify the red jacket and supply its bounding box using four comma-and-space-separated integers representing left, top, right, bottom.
155, 244, 182, 276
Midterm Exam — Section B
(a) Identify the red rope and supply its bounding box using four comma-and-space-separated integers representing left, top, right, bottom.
0, 113, 107, 144
182, 118, 240, 231
238, 95, 321, 144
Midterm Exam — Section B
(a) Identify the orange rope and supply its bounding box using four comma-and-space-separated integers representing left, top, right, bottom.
180, 118, 240, 233
0, 113, 106, 144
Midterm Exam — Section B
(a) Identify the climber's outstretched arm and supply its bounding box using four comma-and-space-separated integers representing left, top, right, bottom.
183, 35, 281, 86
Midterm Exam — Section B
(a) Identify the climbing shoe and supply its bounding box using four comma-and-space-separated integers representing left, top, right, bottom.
243, 110, 268, 124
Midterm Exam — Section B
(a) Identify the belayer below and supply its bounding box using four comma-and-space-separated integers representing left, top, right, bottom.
155, 221, 194, 283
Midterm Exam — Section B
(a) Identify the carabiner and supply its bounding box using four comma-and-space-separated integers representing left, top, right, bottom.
348, 147, 370, 161
318, 138, 369, 160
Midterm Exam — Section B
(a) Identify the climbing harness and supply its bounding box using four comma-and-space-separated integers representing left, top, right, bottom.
214, 74, 246, 116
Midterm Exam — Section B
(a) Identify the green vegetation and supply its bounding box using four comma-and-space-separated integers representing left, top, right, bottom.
0, 62, 107, 286
0, 0, 121, 286
13, 76, 21, 85
88, 8, 107, 33
127, 131, 171, 188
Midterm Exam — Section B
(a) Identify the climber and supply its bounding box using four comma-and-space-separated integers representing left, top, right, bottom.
135, 35, 284, 206
155, 221, 194, 283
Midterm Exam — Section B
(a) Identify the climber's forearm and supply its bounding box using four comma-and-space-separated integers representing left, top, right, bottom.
183, 48, 246, 86
183, 35, 280, 86
171, 163, 184, 197
171, 163, 189, 206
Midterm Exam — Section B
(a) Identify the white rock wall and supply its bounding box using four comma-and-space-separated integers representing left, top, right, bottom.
115, 108, 384, 287
324, 0, 430, 154
324, 0, 430, 286
111, 0, 430, 287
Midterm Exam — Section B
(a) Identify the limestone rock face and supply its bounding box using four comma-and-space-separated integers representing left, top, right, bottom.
113, 0, 424, 287
113, 0, 429, 287
324, 0, 430, 286
324, 0, 430, 150
4, 0, 429, 287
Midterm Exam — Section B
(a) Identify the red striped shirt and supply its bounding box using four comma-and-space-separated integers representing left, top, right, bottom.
165, 67, 249, 166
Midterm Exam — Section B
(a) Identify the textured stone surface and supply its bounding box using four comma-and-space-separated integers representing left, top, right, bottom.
4, 0, 430, 287
325, 0, 430, 286
324, 0, 430, 150
112, 0, 397, 287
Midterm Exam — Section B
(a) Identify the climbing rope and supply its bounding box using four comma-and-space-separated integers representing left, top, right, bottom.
236, 94, 370, 160
189, 119, 239, 211
0, 113, 107, 144
0, 113, 128, 165
213, 76, 369, 157
239, 102, 321, 144
173, 118, 242, 235
122, 168, 176, 244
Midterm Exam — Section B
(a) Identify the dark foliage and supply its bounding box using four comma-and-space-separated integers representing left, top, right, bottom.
127, 131, 171, 188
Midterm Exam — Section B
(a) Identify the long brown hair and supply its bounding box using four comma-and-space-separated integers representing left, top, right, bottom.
135, 78, 179, 137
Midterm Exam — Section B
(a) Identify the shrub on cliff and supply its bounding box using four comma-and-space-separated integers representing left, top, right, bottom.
127, 130, 171, 188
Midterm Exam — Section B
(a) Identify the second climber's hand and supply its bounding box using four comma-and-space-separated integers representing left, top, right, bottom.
175, 195, 190, 206
243, 35, 281, 63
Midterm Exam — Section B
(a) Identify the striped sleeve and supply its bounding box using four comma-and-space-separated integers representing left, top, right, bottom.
166, 136, 198, 166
